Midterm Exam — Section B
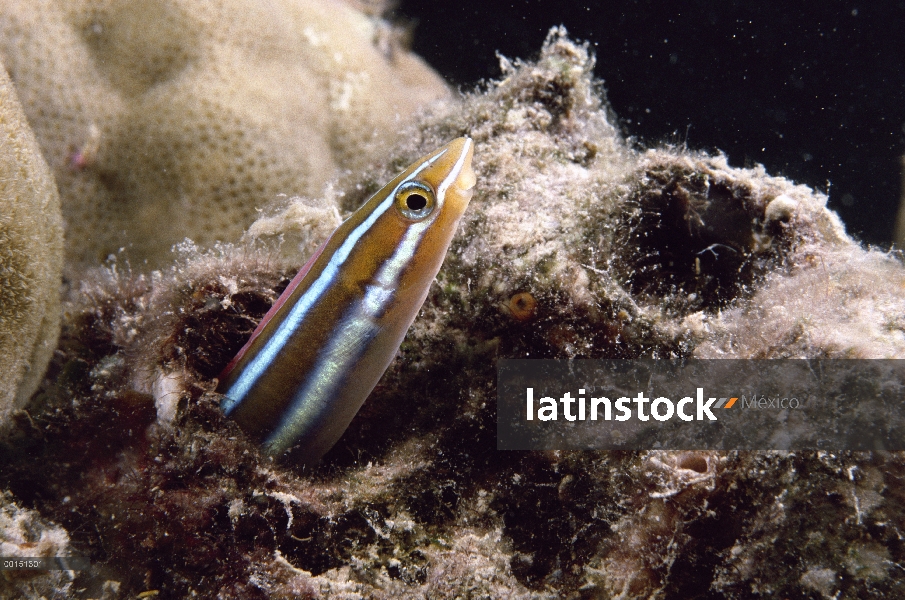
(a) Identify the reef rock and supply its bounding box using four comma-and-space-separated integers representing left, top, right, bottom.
0, 62, 63, 427
0, 0, 449, 269
0, 491, 76, 599
1, 28, 904, 599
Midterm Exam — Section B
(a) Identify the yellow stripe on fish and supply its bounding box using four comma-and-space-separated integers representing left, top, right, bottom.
217, 138, 476, 462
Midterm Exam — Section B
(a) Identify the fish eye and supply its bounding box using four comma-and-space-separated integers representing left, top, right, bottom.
394, 181, 436, 220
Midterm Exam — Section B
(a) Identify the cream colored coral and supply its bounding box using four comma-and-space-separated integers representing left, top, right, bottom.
0, 0, 449, 269
0, 62, 63, 425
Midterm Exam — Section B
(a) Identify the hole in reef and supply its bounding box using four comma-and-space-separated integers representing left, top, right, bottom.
677, 453, 709, 473
613, 164, 781, 311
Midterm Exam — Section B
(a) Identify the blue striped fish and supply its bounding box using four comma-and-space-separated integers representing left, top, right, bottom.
217, 138, 476, 462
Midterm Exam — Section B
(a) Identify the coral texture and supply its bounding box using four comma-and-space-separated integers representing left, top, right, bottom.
0, 0, 449, 269
1, 29, 904, 599
0, 62, 63, 426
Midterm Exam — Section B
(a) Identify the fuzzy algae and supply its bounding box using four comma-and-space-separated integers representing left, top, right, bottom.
1, 27, 904, 599
0, 491, 77, 599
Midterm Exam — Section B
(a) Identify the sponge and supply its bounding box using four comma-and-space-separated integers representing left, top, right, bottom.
0, 0, 449, 268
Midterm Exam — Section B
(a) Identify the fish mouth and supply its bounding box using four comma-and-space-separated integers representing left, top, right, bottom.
456, 139, 477, 192
458, 162, 476, 192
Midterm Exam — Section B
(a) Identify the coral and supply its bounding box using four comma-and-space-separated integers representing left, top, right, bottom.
2, 28, 905, 599
0, 62, 63, 427
0, 0, 449, 269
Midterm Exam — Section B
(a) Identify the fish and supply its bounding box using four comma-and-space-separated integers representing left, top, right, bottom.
217, 137, 476, 462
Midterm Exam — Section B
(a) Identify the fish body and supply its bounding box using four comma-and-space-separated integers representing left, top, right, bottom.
217, 138, 476, 461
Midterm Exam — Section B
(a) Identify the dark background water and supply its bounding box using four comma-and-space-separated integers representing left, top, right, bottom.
394, 1, 905, 246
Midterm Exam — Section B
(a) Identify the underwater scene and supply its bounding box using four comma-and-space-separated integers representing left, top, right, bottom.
1, 1, 904, 598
